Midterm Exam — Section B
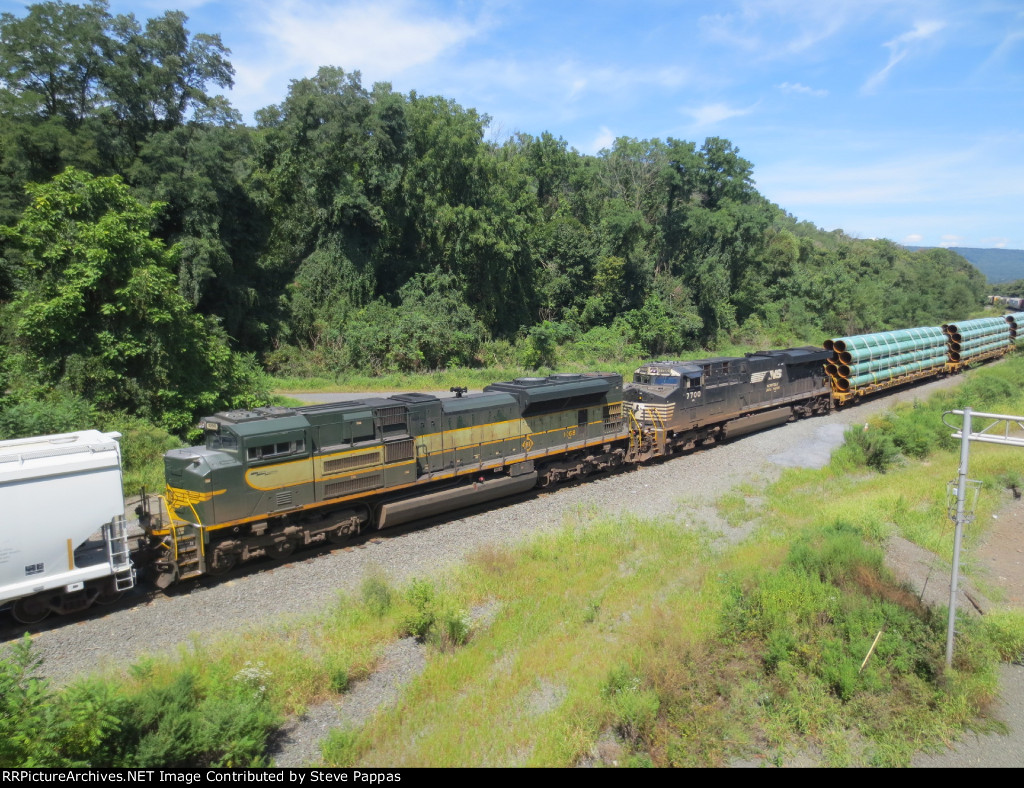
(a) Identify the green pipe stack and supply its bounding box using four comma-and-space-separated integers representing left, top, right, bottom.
942, 317, 1013, 362
1004, 312, 1024, 341
824, 326, 947, 392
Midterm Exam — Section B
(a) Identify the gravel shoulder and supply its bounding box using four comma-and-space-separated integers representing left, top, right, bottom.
3, 374, 1022, 767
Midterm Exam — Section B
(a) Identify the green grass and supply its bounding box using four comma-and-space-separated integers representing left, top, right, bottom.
266, 332, 830, 395
268, 360, 644, 395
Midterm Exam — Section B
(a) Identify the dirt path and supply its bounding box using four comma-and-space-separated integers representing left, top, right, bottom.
972, 497, 1024, 608
879, 494, 1024, 768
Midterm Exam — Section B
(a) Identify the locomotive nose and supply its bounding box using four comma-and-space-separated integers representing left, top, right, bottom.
164, 449, 217, 522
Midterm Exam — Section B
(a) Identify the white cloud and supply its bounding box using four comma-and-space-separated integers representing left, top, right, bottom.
980, 28, 1024, 72
862, 19, 946, 94
902, 233, 924, 245
698, 0, 892, 58
588, 126, 616, 154
550, 62, 692, 100
777, 81, 828, 97
939, 234, 964, 248
254, 0, 480, 77
684, 102, 755, 127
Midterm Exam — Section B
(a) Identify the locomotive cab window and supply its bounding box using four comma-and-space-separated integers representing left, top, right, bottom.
247, 439, 305, 461
206, 432, 238, 451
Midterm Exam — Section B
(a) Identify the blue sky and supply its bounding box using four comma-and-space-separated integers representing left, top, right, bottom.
4, 0, 1023, 250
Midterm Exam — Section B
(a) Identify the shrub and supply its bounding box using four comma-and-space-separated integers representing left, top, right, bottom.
126, 668, 277, 767
361, 571, 395, 618
845, 424, 901, 472
0, 388, 95, 440
517, 321, 563, 369
343, 273, 487, 374
562, 325, 642, 364
99, 414, 183, 494
602, 664, 660, 745
0, 637, 279, 768
400, 578, 471, 649
402, 579, 438, 641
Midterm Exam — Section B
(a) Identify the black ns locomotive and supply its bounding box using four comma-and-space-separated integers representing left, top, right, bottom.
622, 347, 832, 453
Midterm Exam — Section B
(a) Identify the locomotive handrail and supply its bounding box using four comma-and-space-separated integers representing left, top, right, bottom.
625, 407, 645, 454
156, 493, 202, 561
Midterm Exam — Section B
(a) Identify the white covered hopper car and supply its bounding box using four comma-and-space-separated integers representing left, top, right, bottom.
0, 430, 135, 624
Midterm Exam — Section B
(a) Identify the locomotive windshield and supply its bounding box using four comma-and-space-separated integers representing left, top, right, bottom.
634, 374, 681, 385
632, 365, 684, 386
202, 424, 239, 452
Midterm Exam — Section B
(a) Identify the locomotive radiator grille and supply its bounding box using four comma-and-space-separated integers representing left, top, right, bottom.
324, 473, 383, 499
385, 439, 415, 463
323, 450, 382, 475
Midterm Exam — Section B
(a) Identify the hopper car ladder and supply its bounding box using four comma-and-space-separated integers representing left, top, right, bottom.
105, 514, 136, 592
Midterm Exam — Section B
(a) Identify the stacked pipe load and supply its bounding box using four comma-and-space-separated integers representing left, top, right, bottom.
824, 326, 947, 393
942, 317, 1013, 362
1005, 312, 1024, 341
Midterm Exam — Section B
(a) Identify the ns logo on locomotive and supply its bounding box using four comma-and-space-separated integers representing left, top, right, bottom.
2, 313, 1022, 623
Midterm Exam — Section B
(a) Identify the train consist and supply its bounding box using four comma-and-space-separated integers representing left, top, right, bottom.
2, 313, 1022, 623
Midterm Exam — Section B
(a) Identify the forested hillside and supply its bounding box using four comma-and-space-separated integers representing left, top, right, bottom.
906, 247, 1024, 285
0, 1, 989, 439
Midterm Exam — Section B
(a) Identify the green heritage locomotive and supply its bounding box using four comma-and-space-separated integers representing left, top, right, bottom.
152, 373, 632, 584
148, 349, 833, 585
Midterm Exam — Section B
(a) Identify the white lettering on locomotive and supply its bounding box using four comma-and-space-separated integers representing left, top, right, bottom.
750, 369, 783, 384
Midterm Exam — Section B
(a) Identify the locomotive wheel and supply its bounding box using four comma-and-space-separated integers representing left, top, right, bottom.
206, 551, 238, 576
267, 538, 297, 561
11, 596, 50, 625
328, 527, 353, 544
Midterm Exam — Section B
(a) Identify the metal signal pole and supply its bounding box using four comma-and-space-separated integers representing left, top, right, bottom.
942, 408, 1024, 670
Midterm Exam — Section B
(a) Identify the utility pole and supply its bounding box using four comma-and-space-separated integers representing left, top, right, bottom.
942, 408, 1024, 670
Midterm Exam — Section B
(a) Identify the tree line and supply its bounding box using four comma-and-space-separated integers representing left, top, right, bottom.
0, 1, 987, 437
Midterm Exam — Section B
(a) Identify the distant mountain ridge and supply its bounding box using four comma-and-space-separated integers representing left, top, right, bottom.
906, 247, 1024, 285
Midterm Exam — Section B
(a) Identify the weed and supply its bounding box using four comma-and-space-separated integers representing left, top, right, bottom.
981, 611, 1024, 663
400, 578, 472, 649
233, 661, 272, 699
321, 727, 360, 767
402, 578, 438, 641
602, 665, 660, 746
360, 570, 395, 618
